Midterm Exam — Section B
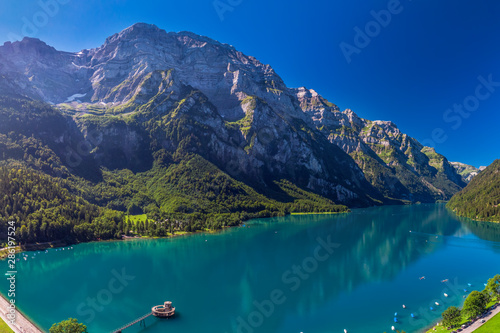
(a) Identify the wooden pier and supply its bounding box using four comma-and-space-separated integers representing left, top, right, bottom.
111, 312, 153, 333
110, 301, 175, 333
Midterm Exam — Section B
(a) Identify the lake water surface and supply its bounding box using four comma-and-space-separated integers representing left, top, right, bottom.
2, 203, 500, 333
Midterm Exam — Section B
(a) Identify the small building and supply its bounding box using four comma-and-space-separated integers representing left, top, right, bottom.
152, 301, 175, 318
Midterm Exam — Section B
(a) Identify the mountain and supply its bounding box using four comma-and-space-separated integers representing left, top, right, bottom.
450, 162, 480, 183
0, 23, 468, 242
447, 159, 500, 222
296, 92, 466, 201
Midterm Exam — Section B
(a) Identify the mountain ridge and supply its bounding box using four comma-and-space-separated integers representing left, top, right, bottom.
0, 23, 466, 215
450, 161, 480, 183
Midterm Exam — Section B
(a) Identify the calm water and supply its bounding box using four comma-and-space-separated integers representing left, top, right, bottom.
2, 204, 500, 333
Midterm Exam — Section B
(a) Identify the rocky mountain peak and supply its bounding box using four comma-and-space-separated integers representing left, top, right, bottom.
0, 22, 470, 208
0, 23, 293, 121
102, 22, 167, 47
371, 120, 400, 136
0, 37, 58, 59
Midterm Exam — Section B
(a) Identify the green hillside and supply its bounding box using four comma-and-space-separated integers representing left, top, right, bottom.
0, 96, 348, 245
0, 166, 120, 244
447, 159, 500, 222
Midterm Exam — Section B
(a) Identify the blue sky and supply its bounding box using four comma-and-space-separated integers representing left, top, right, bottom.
0, 0, 499, 167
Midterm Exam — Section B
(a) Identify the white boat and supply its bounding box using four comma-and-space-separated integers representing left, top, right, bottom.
402, 304, 406, 309
444, 293, 448, 297
391, 326, 395, 331
435, 302, 440, 306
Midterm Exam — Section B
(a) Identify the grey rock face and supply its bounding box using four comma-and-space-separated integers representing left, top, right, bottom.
0, 23, 465, 204
450, 162, 480, 183
292, 87, 466, 201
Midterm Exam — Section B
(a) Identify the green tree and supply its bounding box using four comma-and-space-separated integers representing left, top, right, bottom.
49, 318, 87, 333
486, 274, 500, 300
441, 306, 462, 328
463, 290, 488, 320
482, 289, 492, 304
18, 225, 28, 244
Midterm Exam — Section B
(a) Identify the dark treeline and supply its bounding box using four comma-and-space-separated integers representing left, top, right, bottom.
0, 167, 122, 245
0, 166, 347, 246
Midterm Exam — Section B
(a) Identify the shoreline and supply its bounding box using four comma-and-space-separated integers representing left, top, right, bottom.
290, 211, 349, 215
14, 210, 349, 253
423, 300, 500, 333
0, 294, 43, 333
15, 210, 351, 252
6, 228, 230, 254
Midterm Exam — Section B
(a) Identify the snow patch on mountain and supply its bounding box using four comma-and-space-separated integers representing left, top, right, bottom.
65, 93, 87, 102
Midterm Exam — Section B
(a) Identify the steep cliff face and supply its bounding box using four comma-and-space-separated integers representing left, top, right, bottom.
0, 23, 465, 208
294, 88, 465, 202
70, 68, 380, 206
0, 37, 90, 102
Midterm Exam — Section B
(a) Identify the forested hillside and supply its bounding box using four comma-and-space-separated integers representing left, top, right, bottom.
0, 167, 120, 244
447, 159, 500, 222
0, 163, 347, 245
0, 95, 348, 245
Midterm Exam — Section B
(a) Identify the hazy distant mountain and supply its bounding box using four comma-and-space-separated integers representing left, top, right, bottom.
0, 23, 466, 219
450, 162, 480, 183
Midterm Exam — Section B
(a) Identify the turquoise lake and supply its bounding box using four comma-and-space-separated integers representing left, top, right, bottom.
2, 203, 500, 333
